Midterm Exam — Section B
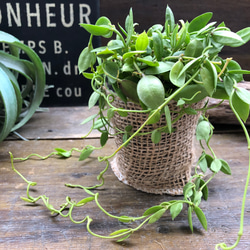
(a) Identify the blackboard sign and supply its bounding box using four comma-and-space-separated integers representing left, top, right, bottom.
0, 0, 100, 107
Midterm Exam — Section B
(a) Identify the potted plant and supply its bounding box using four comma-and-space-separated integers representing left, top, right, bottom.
0, 31, 46, 142
11, 6, 250, 249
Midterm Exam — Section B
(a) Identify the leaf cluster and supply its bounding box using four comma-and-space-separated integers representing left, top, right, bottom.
9, 6, 250, 250
78, 5, 250, 147
79, 6, 250, 106
0, 31, 46, 142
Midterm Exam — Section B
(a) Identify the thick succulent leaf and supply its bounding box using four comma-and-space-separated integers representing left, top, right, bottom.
0, 68, 18, 141
232, 90, 250, 122
0, 63, 22, 119
0, 51, 34, 81
9, 41, 45, 131
212, 30, 243, 47
188, 12, 213, 33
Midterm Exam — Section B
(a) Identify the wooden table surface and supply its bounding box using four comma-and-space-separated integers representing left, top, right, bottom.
0, 107, 250, 250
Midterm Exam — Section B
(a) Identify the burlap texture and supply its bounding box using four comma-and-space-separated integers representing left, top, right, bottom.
110, 98, 204, 195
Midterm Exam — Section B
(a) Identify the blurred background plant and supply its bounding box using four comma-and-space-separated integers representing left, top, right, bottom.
0, 31, 45, 142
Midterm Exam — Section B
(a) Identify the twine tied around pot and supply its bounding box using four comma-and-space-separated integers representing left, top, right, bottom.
111, 98, 204, 195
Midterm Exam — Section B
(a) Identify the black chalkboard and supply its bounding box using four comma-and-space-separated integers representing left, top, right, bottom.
0, 0, 100, 107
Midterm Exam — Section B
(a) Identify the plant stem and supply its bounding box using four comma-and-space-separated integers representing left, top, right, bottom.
217, 58, 232, 78
216, 88, 250, 249
100, 69, 200, 161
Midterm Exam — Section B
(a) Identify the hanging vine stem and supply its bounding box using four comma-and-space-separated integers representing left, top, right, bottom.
215, 86, 250, 250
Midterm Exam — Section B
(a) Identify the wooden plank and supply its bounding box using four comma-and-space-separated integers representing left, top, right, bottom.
0, 135, 249, 249
7, 106, 101, 140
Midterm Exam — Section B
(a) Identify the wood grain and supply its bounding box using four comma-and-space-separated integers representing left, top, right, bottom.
0, 134, 250, 249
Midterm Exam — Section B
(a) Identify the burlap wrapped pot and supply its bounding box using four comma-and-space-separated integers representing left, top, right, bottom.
110, 98, 204, 195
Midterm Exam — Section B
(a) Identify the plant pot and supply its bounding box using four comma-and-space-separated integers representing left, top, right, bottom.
110, 98, 204, 195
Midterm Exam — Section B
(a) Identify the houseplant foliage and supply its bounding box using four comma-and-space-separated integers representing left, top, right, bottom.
0, 31, 45, 142
11, 6, 250, 249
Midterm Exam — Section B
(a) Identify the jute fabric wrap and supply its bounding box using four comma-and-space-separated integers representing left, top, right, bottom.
110, 98, 204, 195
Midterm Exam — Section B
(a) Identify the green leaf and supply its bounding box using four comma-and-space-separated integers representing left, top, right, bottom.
227, 60, 244, 83
125, 8, 134, 45
170, 60, 186, 87
193, 190, 203, 206
170, 25, 179, 48
83, 72, 94, 79
199, 153, 208, 173
148, 208, 166, 224
136, 31, 149, 51
0, 68, 18, 141
170, 203, 183, 220
164, 105, 172, 133
107, 108, 115, 120
123, 50, 146, 60
79, 146, 94, 161
220, 159, 232, 175
93, 119, 106, 130
54, 148, 72, 158
76, 197, 95, 206
104, 61, 119, 84
117, 109, 128, 117
200, 60, 217, 97
116, 233, 132, 242
0, 51, 34, 81
184, 39, 204, 57
80, 23, 112, 36
78, 46, 96, 73
235, 87, 250, 105
210, 158, 222, 173
174, 84, 208, 104
178, 56, 203, 76
184, 107, 197, 115
236, 27, 250, 45
165, 5, 175, 32
112, 82, 127, 103
212, 30, 243, 47
143, 205, 164, 216
118, 215, 134, 223
188, 12, 213, 33
223, 75, 234, 97
81, 114, 98, 125
232, 90, 250, 122
137, 56, 159, 67
120, 79, 139, 103
151, 129, 161, 144
147, 110, 161, 125
100, 131, 109, 147
174, 20, 187, 52
6, 40, 45, 132
21, 197, 34, 203
0, 62, 22, 119
125, 125, 133, 132
110, 228, 131, 236
194, 206, 207, 230
95, 16, 113, 38
196, 121, 211, 142
143, 61, 174, 75
183, 182, 194, 199
96, 48, 115, 59
88, 91, 100, 109
152, 32, 163, 61
199, 179, 209, 201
